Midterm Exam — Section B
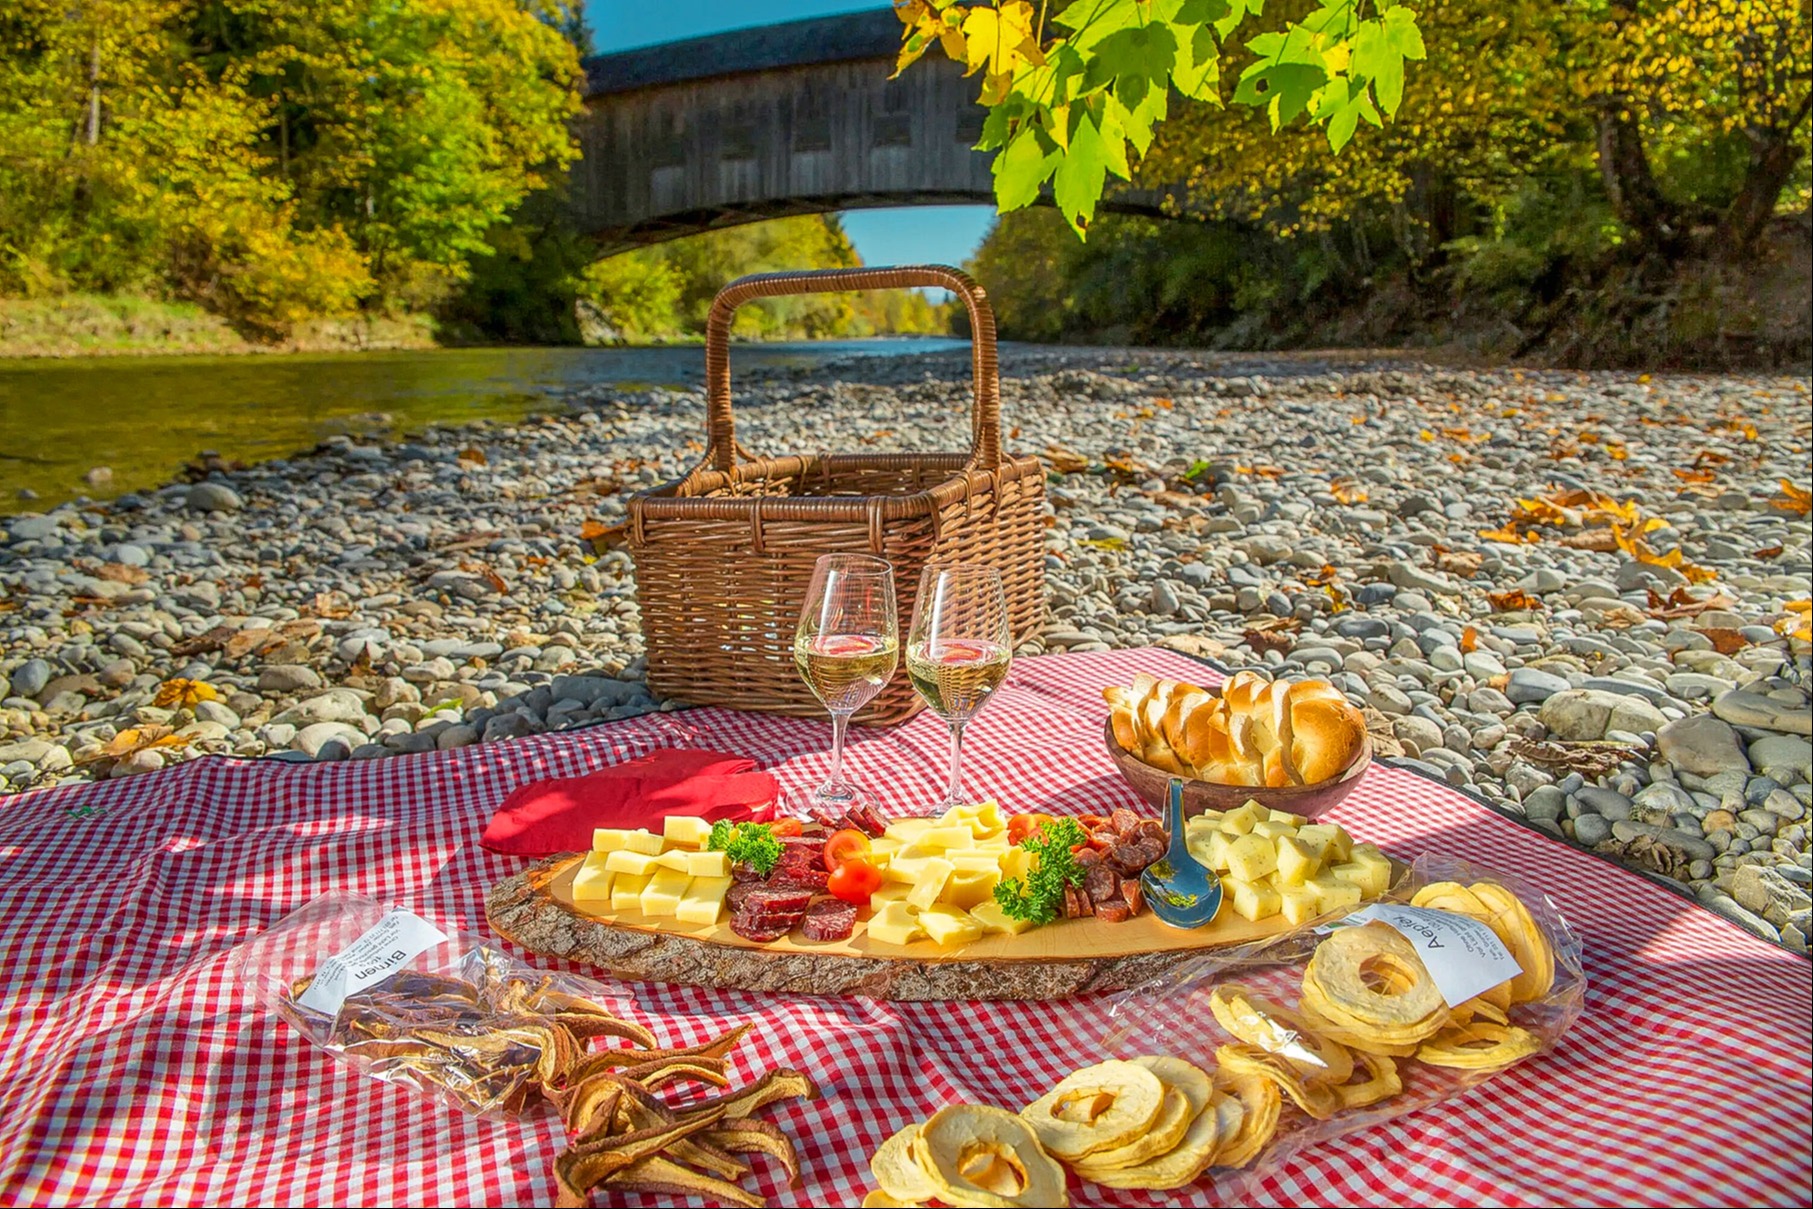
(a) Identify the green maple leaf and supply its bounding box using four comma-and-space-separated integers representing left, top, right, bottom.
1233, 60, 1327, 128
1052, 110, 1115, 234
993, 126, 1061, 212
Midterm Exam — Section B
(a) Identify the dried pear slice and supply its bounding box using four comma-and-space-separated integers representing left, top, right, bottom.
1208, 984, 1355, 1084
1207, 1072, 1279, 1169
1333, 1050, 1402, 1110
1214, 1044, 1343, 1121
916, 1105, 1069, 1208
1020, 1059, 1165, 1159
1416, 1020, 1543, 1071
870, 1124, 939, 1202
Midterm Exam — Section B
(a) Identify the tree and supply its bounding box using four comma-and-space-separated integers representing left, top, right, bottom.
892, 0, 1427, 235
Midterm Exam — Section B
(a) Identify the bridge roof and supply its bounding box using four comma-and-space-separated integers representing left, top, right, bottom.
583, 8, 903, 97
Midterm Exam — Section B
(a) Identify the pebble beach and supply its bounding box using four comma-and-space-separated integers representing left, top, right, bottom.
3, 347, 1809, 951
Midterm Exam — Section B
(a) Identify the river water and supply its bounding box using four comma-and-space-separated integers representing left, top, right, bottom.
0, 338, 973, 514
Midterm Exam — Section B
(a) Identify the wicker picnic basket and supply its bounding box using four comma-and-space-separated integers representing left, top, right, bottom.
627, 265, 1045, 725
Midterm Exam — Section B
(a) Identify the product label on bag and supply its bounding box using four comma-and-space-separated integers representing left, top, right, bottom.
1340, 903, 1522, 1007
296, 909, 449, 1016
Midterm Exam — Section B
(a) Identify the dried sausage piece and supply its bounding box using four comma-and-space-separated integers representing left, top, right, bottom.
1135, 820, 1168, 847
1108, 808, 1142, 836
1123, 879, 1144, 917
800, 899, 857, 941
1074, 847, 1103, 868
1104, 844, 1146, 877
1062, 886, 1083, 919
1084, 864, 1121, 904
1094, 898, 1132, 923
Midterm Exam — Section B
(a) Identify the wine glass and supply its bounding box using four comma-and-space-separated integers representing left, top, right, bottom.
793, 553, 899, 810
906, 563, 1011, 810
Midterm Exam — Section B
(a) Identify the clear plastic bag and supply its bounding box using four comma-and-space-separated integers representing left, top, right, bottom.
1099, 854, 1587, 1201
234, 893, 645, 1120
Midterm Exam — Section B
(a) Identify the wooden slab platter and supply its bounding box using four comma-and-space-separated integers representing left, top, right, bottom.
486, 853, 1301, 1002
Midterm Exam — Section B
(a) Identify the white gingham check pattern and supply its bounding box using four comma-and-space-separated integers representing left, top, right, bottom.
1, 648, 1808, 1208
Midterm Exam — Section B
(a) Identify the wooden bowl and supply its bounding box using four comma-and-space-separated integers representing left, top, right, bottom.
1102, 720, 1371, 821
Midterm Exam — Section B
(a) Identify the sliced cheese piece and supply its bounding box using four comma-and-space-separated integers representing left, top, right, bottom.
905, 858, 955, 911
683, 849, 730, 878
654, 849, 694, 872
639, 868, 692, 918
1000, 847, 1035, 882
883, 818, 936, 843
869, 882, 913, 907
948, 852, 1005, 874
918, 904, 984, 946
916, 825, 976, 850
866, 900, 924, 946
968, 900, 1034, 935
610, 872, 651, 912
662, 815, 713, 849
675, 875, 732, 925
604, 850, 662, 876
592, 828, 634, 853
619, 829, 665, 856
1250, 820, 1293, 841
571, 852, 616, 907
970, 799, 1004, 833
942, 868, 1000, 910
885, 854, 942, 884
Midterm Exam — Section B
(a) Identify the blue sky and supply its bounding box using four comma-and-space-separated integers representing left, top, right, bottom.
582, 1, 997, 268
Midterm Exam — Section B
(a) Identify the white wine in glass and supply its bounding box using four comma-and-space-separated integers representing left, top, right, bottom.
906, 563, 1010, 810
793, 553, 899, 809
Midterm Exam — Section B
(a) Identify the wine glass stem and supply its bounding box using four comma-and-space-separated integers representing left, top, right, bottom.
828, 710, 851, 788
945, 718, 967, 805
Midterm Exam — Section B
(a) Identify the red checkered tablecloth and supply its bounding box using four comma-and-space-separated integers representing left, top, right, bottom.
1, 648, 1808, 1207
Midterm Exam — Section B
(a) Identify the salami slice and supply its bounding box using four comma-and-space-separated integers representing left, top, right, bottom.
729, 917, 793, 943
1094, 898, 1132, 923
770, 867, 830, 892
799, 899, 857, 941
1084, 864, 1121, 904
735, 888, 813, 915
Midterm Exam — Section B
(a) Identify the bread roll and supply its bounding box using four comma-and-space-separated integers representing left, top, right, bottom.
1105, 671, 1367, 787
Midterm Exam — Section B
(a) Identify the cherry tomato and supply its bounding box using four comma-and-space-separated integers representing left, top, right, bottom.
822, 828, 872, 871
1006, 813, 1056, 845
769, 817, 804, 838
827, 858, 884, 905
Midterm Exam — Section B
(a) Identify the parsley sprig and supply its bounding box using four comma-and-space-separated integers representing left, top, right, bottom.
993, 817, 1089, 926
707, 820, 783, 878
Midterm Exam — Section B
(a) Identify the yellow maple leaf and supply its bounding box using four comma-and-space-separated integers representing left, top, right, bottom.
961, 0, 1042, 82
153, 678, 220, 710
1774, 478, 1811, 516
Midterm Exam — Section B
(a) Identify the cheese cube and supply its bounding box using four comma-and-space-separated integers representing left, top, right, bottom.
906, 858, 955, 910
571, 852, 616, 907
1307, 873, 1362, 915
949, 852, 1005, 874
943, 869, 1000, 910
1227, 876, 1281, 923
918, 904, 985, 946
968, 900, 1034, 935
675, 875, 732, 925
1220, 801, 1265, 836
610, 872, 651, 911
918, 825, 977, 850
883, 818, 936, 843
1251, 820, 1293, 841
1297, 824, 1352, 864
1000, 847, 1035, 882
1278, 885, 1321, 927
866, 901, 924, 946
1225, 833, 1278, 883
684, 850, 730, 878
869, 882, 913, 907
1195, 829, 1236, 872
639, 868, 692, 918
619, 829, 665, 856
592, 828, 634, 853
885, 854, 940, 884
970, 833, 1010, 852
1275, 835, 1318, 887
1343, 844, 1393, 897
1191, 809, 1226, 828
654, 849, 694, 872
970, 799, 1004, 833
870, 835, 901, 856
662, 816, 713, 849
604, 850, 662, 876
1267, 808, 1307, 827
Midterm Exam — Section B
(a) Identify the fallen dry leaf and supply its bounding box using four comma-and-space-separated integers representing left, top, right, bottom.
172, 624, 237, 657
1435, 549, 1482, 576
1700, 628, 1753, 654
1244, 628, 1294, 654
153, 678, 220, 710
1459, 626, 1479, 653
457, 446, 488, 467
1773, 479, 1811, 515
1043, 446, 1089, 474
95, 562, 150, 584
78, 725, 190, 766
1751, 544, 1784, 559
1486, 588, 1543, 612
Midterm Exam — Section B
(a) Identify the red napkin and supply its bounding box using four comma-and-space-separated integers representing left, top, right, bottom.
481, 749, 778, 856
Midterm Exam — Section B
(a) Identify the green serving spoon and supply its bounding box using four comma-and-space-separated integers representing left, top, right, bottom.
1140, 777, 1224, 929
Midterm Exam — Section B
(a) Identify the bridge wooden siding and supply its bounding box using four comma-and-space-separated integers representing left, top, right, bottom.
573, 10, 1174, 254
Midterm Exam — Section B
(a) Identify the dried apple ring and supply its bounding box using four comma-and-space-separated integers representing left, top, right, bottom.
1334, 1050, 1402, 1110
1207, 1070, 1280, 1169
1304, 924, 1447, 1039
1209, 983, 1354, 1084
1417, 1021, 1543, 1071
1020, 1059, 1165, 1159
1214, 1044, 1343, 1121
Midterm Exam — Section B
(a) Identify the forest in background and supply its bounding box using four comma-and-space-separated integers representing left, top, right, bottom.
965, 0, 1811, 367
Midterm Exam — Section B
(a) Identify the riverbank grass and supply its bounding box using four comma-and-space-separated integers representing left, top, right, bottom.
0, 295, 438, 359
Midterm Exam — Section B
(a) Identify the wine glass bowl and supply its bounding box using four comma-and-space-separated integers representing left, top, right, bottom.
906, 563, 1011, 810
794, 553, 899, 810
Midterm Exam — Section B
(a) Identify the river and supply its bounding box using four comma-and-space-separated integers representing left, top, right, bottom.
0, 338, 974, 514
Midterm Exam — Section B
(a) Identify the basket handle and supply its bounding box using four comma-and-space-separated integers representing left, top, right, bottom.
704, 265, 1003, 472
